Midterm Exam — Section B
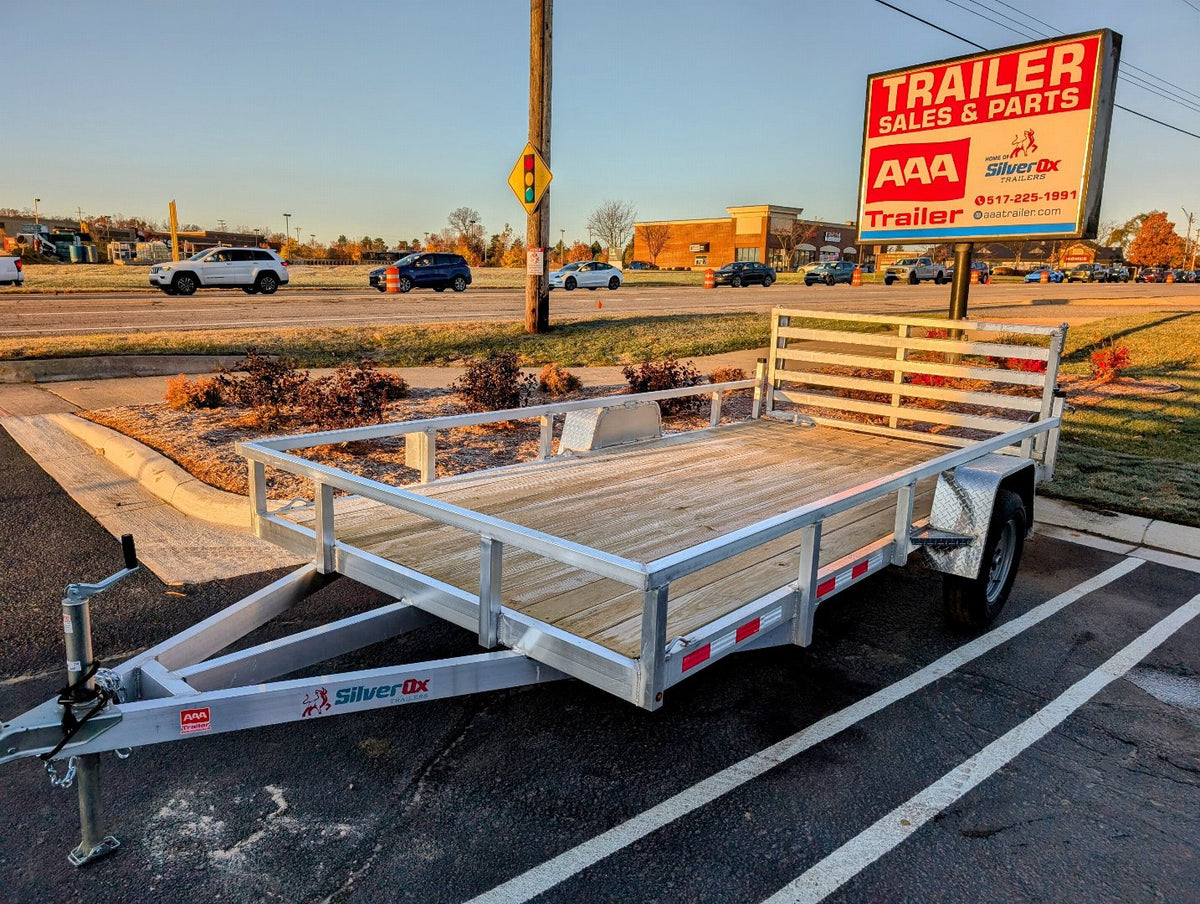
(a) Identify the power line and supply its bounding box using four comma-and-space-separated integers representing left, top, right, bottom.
960, 0, 1200, 112
869, 0, 1200, 141
1179, 0, 1200, 14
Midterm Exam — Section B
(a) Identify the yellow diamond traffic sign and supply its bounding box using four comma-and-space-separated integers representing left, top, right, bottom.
508, 142, 553, 214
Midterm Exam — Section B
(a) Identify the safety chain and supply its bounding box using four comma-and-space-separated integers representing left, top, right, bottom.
94, 668, 126, 704
45, 756, 78, 789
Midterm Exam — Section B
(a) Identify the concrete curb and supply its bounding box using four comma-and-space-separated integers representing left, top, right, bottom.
0, 355, 245, 384
1035, 496, 1200, 559
50, 413, 256, 530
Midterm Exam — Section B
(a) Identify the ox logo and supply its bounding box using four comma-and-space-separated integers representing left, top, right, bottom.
179, 706, 211, 734
301, 687, 332, 718
865, 138, 970, 203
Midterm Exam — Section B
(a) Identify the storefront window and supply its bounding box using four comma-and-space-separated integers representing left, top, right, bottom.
735, 247, 760, 262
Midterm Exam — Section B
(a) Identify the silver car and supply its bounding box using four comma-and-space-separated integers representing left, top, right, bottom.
548, 260, 623, 291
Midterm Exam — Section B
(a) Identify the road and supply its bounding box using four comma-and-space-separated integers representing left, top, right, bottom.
1, 428, 1197, 903
3, 283, 1200, 337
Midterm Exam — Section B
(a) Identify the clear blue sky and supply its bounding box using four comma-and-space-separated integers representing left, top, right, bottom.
5, 0, 1197, 245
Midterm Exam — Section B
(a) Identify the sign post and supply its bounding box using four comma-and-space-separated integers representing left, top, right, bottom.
856, 30, 1120, 319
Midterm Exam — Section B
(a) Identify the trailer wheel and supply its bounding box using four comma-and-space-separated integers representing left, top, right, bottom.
944, 489, 1026, 629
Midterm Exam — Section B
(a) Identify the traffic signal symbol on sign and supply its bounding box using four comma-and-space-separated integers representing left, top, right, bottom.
508, 143, 552, 213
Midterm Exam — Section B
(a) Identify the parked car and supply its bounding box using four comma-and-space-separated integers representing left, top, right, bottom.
548, 260, 622, 291
883, 257, 947, 285
1135, 267, 1164, 283
0, 255, 24, 286
368, 253, 472, 293
804, 260, 856, 286
943, 260, 991, 281
626, 261, 658, 270
794, 261, 823, 277
149, 247, 289, 295
1109, 265, 1130, 283
712, 261, 776, 287
1066, 263, 1111, 283
1023, 268, 1064, 283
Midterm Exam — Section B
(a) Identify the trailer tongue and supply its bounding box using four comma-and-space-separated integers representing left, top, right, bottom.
1, 308, 1066, 866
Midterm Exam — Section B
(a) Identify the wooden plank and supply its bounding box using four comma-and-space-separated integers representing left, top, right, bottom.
770, 307, 1065, 336
773, 369, 1043, 412
773, 389, 1030, 433
774, 346, 1047, 387
776, 326, 1051, 360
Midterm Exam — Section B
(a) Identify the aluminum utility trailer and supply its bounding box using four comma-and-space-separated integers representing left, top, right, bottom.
1, 308, 1067, 865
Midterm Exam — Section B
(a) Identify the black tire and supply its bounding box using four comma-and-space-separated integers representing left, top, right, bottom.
762, 275, 774, 287
805, 279, 815, 287
825, 274, 835, 286
884, 276, 895, 286
256, 273, 279, 295
376, 286, 387, 293
172, 273, 198, 296
730, 275, 742, 288
944, 489, 1026, 629
452, 275, 467, 292
608, 276, 620, 290
565, 277, 577, 291
399, 276, 413, 293
242, 287, 257, 294
909, 271, 919, 285
934, 272, 944, 285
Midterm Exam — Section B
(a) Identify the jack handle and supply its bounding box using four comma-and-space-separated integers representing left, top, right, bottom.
66, 534, 139, 602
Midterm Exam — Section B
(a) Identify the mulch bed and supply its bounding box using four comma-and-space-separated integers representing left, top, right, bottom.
83, 388, 752, 502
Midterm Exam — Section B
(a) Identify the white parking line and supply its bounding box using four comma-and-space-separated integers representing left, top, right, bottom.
763, 590, 1200, 904
467, 558, 1143, 904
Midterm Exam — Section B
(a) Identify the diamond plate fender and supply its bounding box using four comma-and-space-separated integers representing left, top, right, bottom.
922, 454, 1036, 579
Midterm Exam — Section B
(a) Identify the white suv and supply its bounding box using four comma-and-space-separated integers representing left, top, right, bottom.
149, 247, 289, 295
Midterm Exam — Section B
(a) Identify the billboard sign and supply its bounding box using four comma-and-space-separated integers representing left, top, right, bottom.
857, 30, 1120, 245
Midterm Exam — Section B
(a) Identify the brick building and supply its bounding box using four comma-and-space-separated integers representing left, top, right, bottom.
632, 204, 860, 271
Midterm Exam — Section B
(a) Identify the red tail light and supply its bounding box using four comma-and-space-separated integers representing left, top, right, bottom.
14, 260, 22, 271
281, 260, 288, 267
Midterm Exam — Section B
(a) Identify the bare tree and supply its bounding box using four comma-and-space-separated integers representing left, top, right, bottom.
447, 206, 486, 260
638, 223, 671, 266
771, 219, 820, 270
586, 200, 637, 257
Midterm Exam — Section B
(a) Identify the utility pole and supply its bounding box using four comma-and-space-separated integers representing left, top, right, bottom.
1182, 207, 1195, 269
525, 0, 552, 334
33, 198, 40, 226
283, 213, 292, 246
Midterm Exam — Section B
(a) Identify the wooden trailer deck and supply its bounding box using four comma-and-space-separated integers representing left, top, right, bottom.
284, 419, 941, 659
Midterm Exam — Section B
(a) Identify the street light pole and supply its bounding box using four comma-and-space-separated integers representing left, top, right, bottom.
283, 213, 291, 245
1182, 207, 1196, 270
34, 198, 41, 226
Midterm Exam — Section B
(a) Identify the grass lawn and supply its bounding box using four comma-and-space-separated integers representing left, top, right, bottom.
0, 313, 773, 368
1043, 312, 1200, 526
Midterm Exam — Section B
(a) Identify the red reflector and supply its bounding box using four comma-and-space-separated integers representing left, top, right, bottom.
524, 154, 535, 172
14, 260, 22, 271
736, 619, 760, 642
852, 561, 869, 579
682, 644, 711, 672
817, 578, 837, 597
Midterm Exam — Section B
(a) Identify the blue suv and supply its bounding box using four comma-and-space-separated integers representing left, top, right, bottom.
369, 252, 472, 293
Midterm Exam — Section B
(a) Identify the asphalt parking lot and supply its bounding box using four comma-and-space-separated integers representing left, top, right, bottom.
1, 428, 1198, 903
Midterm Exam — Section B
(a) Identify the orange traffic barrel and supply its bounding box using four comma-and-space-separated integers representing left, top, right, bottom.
1165, 270, 1176, 284
385, 266, 400, 294
970, 268, 980, 285
851, 267, 862, 287
703, 268, 715, 289
1039, 269, 1049, 284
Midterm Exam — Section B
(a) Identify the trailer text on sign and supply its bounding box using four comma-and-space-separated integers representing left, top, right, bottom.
856, 30, 1120, 245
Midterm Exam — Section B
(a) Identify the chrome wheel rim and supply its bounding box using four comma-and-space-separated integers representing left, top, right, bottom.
985, 521, 1017, 603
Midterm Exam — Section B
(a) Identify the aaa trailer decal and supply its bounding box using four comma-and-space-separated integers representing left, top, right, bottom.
179, 707, 211, 734
857, 30, 1119, 243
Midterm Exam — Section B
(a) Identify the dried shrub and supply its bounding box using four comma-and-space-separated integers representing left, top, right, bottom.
303, 359, 409, 430
216, 348, 309, 409
538, 363, 583, 396
622, 356, 704, 413
708, 366, 747, 384
452, 353, 537, 413
1089, 337, 1131, 382
164, 374, 224, 410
